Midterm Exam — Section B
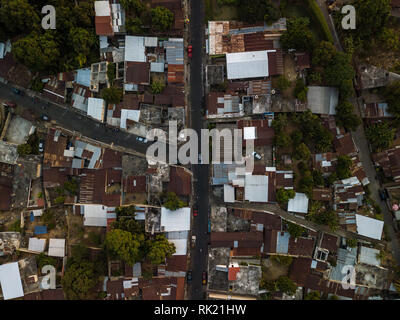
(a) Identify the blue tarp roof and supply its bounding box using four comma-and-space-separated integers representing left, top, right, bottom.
75, 68, 91, 87
34, 226, 48, 235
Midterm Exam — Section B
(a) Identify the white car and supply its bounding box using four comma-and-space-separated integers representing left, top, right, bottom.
136, 136, 147, 143
252, 151, 262, 160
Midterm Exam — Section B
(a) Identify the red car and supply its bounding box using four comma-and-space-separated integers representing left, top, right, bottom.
188, 45, 193, 58
193, 208, 198, 217
3, 101, 16, 108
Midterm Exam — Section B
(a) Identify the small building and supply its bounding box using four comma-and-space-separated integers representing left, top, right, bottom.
160, 207, 191, 232
48, 239, 66, 257
358, 246, 381, 267
226, 50, 272, 80
0, 262, 24, 300
287, 193, 309, 215
355, 214, 384, 240
87, 97, 106, 122
307, 86, 338, 115
80, 204, 116, 227
95, 1, 114, 36
28, 238, 46, 253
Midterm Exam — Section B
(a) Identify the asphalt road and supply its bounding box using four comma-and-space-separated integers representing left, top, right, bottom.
189, 0, 209, 300
0, 81, 151, 155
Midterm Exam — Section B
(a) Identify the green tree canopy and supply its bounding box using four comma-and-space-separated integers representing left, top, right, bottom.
281, 17, 315, 51
293, 143, 311, 161
366, 122, 395, 152
276, 188, 295, 204
163, 192, 186, 211
276, 276, 297, 296
101, 87, 123, 104
335, 100, 361, 131
286, 222, 305, 239
151, 6, 174, 32
61, 261, 97, 300
305, 291, 321, 300
237, 0, 279, 24
336, 155, 352, 180
105, 229, 143, 265
346, 238, 358, 248
151, 81, 166, 94
112, 217, 144, 235
145, 234, 176, 265
17, 143, 32, 156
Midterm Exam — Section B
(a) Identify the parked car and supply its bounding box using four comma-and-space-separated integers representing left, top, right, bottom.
187, 270, 192, 282
112, 128, 120, 132
136, 136, 147, 143
202, 271, 207, 285
188, 45, 193, 58
252, 151, 262, 160
41, 114, 49, 121
12, 88, 22, 95
193, 207, 198, 217
38, 140, 44, 153
379, 189, 386, 201
2, 101, 16, 108
191, 235, 196, 248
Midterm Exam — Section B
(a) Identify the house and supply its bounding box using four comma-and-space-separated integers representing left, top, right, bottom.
95, 1, 114, 36
226, 50, 274, 80
168, 166, 191, 196
125, 62, 150, 87
210, 232, 263, 256
87, 98, 106, 122
28, 238, 46, 253
237, 119, 275, 147
333, 133, 357, 156
48, 238, 66, 257
355, 214, 384, 240
307, 86, 339, 115
287, 193, 309, 215
0, 262, 24, 300
372, 146, 400, 182
160, 207, 191, 232
77, 204, 117, 227
207, 92, 243, 118
363, 102, 391, 118
295, 52, 310, 71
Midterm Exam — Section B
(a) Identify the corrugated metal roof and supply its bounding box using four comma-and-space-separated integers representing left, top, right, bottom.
359, 246, 381, 267
276, 231, 289, 254
125, 36, 146, 62
164, 40, 184, 65
287, 193, 309, 214
226, 51, 271, 80
151, 62, 165, 73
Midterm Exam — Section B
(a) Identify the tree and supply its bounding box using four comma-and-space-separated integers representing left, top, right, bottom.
346, 238, 358, 248
336, 155, 352, 180
107, 63, 116, 85
105, 229, 143, 265
324, 52, 355, 91
64, 178, 78, 196
101, 87, 123, 104
335, 100, 361, 131
151, 7, 174, 32
305, 291, 321, 300
276, 75, 291, 91
382, 80, 400, 122
275, 133, 291, 148
13, 31, 60, 72
115, 206, 136, 217
36, 252, 57, 269
112, 217, 144, 235
299, 172, 314, 196
151, 81, 165, 94
271, 114, 288, 133
312, 170, 324, 187
287, 222, 305, 239
312, 41, 337, 68
290, 131, 303, 146
281, 17, 315, 51
308, 209, 339, 231
69, 27, 96, 67
293, 143, 311, 161
17, 143, 32, 156
238, 0, 279, 24
62, 261, 97, 300
379, 27, 400, 50
270, 255, 293, 266
276, 276, 297, 296
366, 122, 395, 152
126, 16, 144, 34
276, 188, 295, 204
294, 78, 308, 102
163, 192, 186, 211
31, 77, 45, 92
146, 234, 176, 265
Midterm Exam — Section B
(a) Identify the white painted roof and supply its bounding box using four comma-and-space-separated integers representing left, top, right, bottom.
244, 175, 268, 202
120, 109, 140, 129
144, 37, 158, 47
0, 262, 24, 300
28, 238, 46, 252
83, 205, 115, 227
355, 214, 384, 240
125, 36, 146, 62
244, 127, 256, 140
307, 86, 338, 115
31, 209, 43, 217
87, 98, 105, 122
161, 207, 190, 232
359, 246, 381, 267
95, 1, 111, 16
226, 50, 271, 80
224, 184, 235, 203
169, 239, 187, 255
288, 193, 309, 214
48, 239, 65, 257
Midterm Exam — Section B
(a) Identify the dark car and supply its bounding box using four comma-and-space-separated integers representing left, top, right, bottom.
12, 88, 22, 95
202, 271, 207, 285
379, 189, 386, 201
113, 128, 120, 132
187, 271, 192, 282
41, 114, 49, 121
